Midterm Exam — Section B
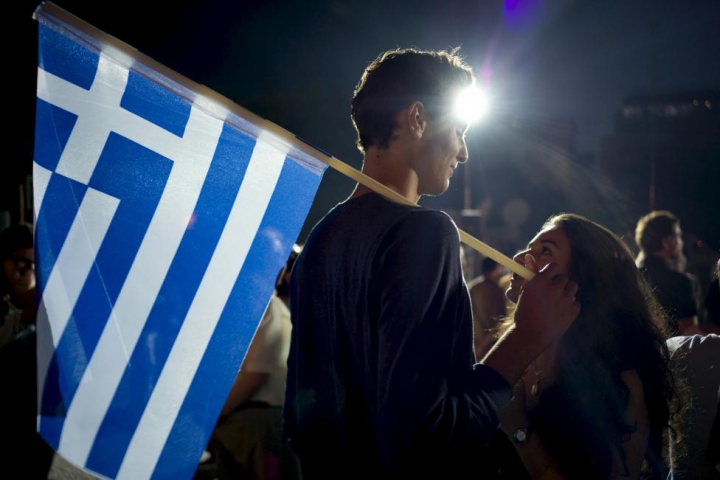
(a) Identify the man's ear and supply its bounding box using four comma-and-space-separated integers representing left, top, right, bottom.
407, 102, 426, 139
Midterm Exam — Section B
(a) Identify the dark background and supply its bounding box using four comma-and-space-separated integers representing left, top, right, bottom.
7, 0, 720, 274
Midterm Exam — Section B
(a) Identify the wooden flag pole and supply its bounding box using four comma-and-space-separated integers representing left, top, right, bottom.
36, 1, 535, 281
324, 157, 534, 280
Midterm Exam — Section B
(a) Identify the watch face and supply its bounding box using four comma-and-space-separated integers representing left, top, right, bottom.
513, 428, 529, 443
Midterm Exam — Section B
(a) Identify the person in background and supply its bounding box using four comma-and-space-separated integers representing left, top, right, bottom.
210, 261, 301, 480
0, 222, 36, 348
634, 211, 701, 336
665, 333, 720, 480
275, 244, 301, 309
468, 256, 508, 360
499, 213, 674, 480
703, 258, 720, 333
707, 388, 720, 475
0, 222, 56, 477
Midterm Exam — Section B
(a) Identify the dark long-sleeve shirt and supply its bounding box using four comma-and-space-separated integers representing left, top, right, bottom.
637, 255, 697, 335
284, 193, 512, 479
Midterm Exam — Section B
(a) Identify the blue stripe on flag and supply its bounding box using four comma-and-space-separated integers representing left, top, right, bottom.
39, 133, 173, 449
35, 6, 329, 478
121, 71, 191, 138
85, 125, 256, 476
35, 174, 88, 294
38, 25, 97, 90
152, 154, 323, 480
34, 98, 78, 172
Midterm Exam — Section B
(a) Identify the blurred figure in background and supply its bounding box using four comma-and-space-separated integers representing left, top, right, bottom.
0, 222, 36, 347
704, 258, 720, 333
665, 333, 720, 480
275, 244, 301, 309
0, 222, 56, 477
635, 211, 701, 336
210, 259, 301, 480
467, 256, 507, 360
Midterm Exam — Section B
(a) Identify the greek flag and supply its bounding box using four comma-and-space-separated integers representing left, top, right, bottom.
32, 3, 326, 479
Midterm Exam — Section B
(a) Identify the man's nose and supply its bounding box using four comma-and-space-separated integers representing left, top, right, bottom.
457, 140, 469, 164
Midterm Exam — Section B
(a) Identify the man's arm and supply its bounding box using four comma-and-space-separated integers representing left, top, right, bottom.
373, 211, 579, 462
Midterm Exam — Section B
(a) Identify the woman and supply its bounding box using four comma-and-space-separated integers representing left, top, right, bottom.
498, 213, 674, 480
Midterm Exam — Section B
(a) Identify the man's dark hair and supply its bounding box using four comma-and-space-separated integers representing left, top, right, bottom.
635, 211, 680, 254
350, 47, 475, 153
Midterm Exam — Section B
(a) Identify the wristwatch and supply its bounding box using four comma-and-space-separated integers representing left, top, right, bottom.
512, 426, 532, 444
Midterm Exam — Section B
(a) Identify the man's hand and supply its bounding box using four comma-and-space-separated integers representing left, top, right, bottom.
513, 256, 580, 351
481, 256, 579, 388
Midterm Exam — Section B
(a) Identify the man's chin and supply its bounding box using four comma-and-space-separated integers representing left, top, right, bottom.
422, 182, 450, 197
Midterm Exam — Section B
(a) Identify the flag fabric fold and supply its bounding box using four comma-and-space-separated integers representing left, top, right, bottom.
32, 2, 326, 478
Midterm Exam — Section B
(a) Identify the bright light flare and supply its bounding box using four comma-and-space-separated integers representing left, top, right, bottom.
455, 86, 489, 123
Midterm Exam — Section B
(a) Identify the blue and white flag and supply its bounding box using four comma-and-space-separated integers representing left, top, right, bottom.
32, 3, 326, 479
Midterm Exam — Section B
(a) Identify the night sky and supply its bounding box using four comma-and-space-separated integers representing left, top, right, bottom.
9, 0, 720, 255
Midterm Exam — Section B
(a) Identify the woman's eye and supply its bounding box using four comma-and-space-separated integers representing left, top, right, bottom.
540, 247, 551, 255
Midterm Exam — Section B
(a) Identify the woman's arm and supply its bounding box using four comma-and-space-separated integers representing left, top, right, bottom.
500, 368, 650, 480
499, 372, 568, 480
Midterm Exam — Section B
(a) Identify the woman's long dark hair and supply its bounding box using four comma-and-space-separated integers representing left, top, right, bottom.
527, 213, 674, 479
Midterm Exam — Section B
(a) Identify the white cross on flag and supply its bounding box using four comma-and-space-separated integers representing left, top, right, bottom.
32, 2, 326, 478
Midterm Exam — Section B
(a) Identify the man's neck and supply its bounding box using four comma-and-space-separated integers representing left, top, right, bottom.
351, 145, 420, 203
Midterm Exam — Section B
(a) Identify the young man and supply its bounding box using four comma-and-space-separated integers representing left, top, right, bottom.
283, 47, 580, 478
634, 210, 700, 336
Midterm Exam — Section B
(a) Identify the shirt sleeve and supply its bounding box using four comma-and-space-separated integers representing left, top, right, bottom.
372, 209, 513, 465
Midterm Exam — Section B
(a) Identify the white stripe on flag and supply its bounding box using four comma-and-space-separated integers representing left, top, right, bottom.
36, 188, 120, 402
32, 162, 53, 222
117, 136, 287, 480
40, 188, 120, 348
57, 106, 224, 465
